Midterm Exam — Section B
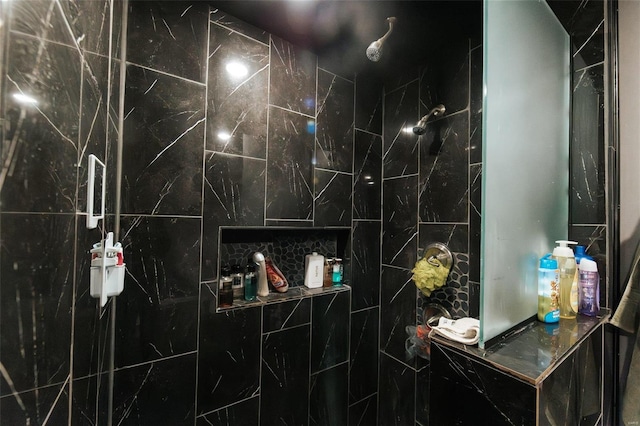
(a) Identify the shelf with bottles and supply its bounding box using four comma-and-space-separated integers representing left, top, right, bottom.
216, 283, 351, 312
216, 226, 351, 312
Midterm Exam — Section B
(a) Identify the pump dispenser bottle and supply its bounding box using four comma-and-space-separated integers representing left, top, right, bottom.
552, 240, 577, 319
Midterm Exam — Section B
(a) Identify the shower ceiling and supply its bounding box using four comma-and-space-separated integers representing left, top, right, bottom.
209, 0, 482, 77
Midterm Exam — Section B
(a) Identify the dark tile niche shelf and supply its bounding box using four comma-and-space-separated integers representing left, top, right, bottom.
217, 226, 351, 312
217, 284, 351, 312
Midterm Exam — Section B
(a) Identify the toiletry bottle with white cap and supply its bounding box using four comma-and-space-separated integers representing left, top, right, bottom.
578, 258, 600, 316
538, 254, 559, 323
552, 240, 577, 319
572, 245, 593, 312
304, 252, 324, 288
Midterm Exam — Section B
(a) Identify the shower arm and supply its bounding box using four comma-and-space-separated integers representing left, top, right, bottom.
419, 105, 446, 124
413, 104, 446, 135
376, 17, 397, 44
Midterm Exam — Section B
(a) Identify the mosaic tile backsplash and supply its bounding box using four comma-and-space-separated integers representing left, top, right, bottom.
220, 234, 341, 286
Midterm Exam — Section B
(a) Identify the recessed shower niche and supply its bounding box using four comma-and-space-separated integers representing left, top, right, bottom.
216, 227, 352, 310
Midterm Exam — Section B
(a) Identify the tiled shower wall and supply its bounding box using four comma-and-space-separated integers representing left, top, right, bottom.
0, 1, 610, 426
378, 34, 483, 424
0, 1, 382, 424
1, 0, 122, 424
547, 0, 610, 423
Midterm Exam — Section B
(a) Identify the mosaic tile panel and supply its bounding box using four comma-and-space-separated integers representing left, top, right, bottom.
220, 233, 340, 287
418, 252, 470, 320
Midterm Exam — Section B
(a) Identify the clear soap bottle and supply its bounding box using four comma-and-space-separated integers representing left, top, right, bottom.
552, 240, 577, 319
244, 259, 257, 301
332, 258, 342, 286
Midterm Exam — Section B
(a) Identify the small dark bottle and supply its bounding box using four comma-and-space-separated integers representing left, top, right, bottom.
219, 265, 233, 307
323, 257, 334, 287
244, 260, 257, 301
231, 263, 244, 300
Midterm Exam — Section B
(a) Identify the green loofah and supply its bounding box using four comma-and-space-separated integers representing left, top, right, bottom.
411, 256, 450, 296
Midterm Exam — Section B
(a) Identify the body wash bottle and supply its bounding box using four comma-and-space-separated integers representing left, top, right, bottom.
552, 240, 577, 319
578, 258, 600, 316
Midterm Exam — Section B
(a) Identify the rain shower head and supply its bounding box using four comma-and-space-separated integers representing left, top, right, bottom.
366, 17, 397, 62
413, 104, 446, 135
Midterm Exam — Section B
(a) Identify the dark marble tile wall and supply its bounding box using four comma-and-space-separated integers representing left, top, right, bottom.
310, 363, 349, 426
349, 394, 378, 426
127, 2, 208, 83
380, 36, 480, 426
199, 6, 369, 426
538, 327, 603, 425
0, 2, 489, 426
548, 0, 607, 278
3, 1, 355, 424
430, 343, 537, 425
418, 113, 469, 223
552, 2, 609, 420
350, 68, 384, 424
261, 325, 311, 425
265, 106, 315, 220
383, 81, 419, 178
112, 354, 198, 424
121, 65, 206, 216
571, 64, 605, 226
429, 324, 603, 425
1, 1, 121, 425
378, 352, 416, 425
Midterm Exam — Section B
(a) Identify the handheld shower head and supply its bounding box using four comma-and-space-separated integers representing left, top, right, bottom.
366, 17, 397, 62
413, 104, 446, 135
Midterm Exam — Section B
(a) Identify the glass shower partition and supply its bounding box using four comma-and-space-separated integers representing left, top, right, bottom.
480, 0, 570, 348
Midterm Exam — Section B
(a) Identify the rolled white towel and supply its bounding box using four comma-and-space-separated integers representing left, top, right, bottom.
429, 317, 480, 345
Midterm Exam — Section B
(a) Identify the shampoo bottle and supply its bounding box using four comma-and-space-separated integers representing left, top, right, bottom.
304, 252, 324, 288
552, 240, 577, 319
578, 258, 600, 316
538, 254, 559, 323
